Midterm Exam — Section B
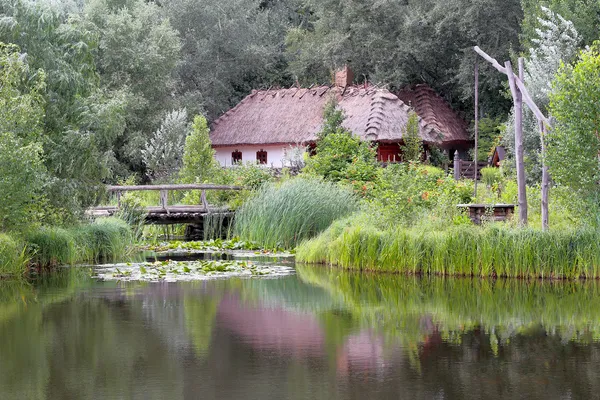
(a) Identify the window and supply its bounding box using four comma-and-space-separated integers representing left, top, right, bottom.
232, 150, 242, 164
256, 149, 267, 164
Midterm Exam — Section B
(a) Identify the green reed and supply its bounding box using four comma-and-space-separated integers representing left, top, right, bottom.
24, 226, 77, 268
74, 217, 134, 263
297, 221, 600, 279
0, 234, 28, 277
234, 178, 358, 249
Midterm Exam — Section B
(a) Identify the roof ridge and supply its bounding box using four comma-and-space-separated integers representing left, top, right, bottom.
366, 91, 388, 139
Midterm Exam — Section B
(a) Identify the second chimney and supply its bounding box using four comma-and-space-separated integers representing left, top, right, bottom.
335, 65, 354, 88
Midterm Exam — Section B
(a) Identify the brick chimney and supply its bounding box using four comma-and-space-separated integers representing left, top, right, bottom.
334, 65, 354, 88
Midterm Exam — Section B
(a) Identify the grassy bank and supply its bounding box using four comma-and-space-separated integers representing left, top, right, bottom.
0, 217, 134, 278
297, 218, 600, 279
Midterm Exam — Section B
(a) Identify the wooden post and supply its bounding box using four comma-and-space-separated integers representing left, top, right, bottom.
160, 190, 168, 212
540, 120, 549, 231
454, 151, 461, 180
200, 190, 209, 212
116, 191, 122, 209
506, 60, 528, 225
474, 59, 479, 195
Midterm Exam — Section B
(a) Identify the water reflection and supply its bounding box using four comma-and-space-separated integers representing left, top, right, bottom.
0, 266, 599, 399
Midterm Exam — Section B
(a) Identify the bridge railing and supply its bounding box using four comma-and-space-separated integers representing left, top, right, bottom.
106, 184, 244, 212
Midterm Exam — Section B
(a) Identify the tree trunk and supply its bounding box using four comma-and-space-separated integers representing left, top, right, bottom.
474, 60, 479, 195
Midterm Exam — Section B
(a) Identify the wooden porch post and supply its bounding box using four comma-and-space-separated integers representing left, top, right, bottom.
454, 151, 461, 181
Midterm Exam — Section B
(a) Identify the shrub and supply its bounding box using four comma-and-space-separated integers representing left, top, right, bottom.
370, 163, 473, 226
234, 178, 359, 249
24, 227, 76, 267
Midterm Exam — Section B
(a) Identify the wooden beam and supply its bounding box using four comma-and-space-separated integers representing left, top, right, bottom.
473, 46, 507, 74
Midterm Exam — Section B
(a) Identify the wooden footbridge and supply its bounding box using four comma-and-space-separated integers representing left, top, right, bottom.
87, 184, 243, 225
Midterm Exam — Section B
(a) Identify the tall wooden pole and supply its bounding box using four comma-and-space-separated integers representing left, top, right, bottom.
540, 120, 549, 231
506, 60, 528, 225
474, 59, 479, 196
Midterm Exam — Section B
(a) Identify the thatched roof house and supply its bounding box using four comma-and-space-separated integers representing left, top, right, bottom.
210, 73, 471, 167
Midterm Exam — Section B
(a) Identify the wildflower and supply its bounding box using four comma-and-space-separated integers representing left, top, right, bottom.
422, 191, 430, 200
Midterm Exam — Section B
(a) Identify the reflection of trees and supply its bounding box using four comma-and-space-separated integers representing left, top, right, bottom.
297, 265, 600, 345
3, 270, 600, 399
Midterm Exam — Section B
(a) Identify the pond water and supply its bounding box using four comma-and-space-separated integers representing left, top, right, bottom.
1, 254, 600, 399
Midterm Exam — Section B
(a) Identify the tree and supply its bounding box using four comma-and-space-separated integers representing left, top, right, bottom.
164, 0, 297, 119
0, 0, 126, 212
504, 8, 580, 183
521, 0, 600, 48
285, 0, 522, 118
0, 43, 47, 229
401, 111, 423, 162
83, 0, 182, 175
179, 115, 218, 184
142, 109, 189, 181
548, 46, 600, 196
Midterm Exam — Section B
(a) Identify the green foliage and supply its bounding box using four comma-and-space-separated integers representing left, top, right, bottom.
0, 43, 47, 229
401, 111, 423, 162
474, 117, 503, 162
521, 0, 599, 48
24, 227, 76, 268
234, 178, 359, 249
179, 115, 219, 184
142, 109, 189, 181
304, 103, 378, 186
85, 0, 182, 175
297, 220, 600, 279
548, 46, 600, 196
286, 0, 522, 117
370, 163, 473, 226
480, 167, 503, 187
0, 233, 27, 277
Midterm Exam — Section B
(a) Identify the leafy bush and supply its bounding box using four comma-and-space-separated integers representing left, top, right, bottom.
480, 167, 503, 187
179, 115, 218, 184
234, 177, 359, 249
401, 111, 423, 162
370, 163, 473, 226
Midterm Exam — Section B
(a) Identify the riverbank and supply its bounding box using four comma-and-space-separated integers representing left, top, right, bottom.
0, 217, 134, 279
296, 220, 600, 280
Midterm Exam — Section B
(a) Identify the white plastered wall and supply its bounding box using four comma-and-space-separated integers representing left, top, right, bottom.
214, 145, 305, 168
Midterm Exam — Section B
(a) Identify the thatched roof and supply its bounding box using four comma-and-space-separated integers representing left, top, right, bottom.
210, 85, 470, 147
396, 84, 470, 145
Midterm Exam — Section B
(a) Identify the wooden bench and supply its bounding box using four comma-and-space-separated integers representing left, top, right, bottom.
456, 204, 516, 225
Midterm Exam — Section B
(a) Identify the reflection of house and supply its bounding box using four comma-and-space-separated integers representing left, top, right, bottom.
209, 68, 472, 168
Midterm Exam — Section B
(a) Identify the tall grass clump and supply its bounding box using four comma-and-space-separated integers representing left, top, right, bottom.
24, 227, 76, 268
297, 223, 600, 279
75, 217, 133, 262
0, 234, 27, 277
234, 178, 359, 249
